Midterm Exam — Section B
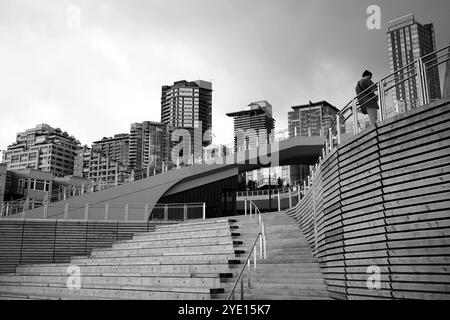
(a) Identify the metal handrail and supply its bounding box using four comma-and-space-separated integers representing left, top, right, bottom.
305, 44, 450, 200
227, 232, 264, 300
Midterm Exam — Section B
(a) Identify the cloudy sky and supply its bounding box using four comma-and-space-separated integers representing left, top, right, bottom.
0, 0, 449, 152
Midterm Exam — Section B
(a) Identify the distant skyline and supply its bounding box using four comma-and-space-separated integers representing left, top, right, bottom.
1, 0, 449, 153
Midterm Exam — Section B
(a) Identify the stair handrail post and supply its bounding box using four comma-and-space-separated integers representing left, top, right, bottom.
64, 202, 69, 220
84, 203, 89, 220
43, 203, 48, 219
244, 199, 247, 216
288, 188, 292, 208
104, 203, 109, 220
352, 98, 359, 135
124, 204, 129, 221
183, 203, 188, 221
202, 203, 206, 219
277, 190, 281, 212
249, 202, 252, 219
336, 114, 341, 145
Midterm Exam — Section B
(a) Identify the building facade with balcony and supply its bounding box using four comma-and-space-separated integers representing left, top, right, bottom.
92, 134, 130, 167
73, 146, 129, 183
1, 124, 80, 177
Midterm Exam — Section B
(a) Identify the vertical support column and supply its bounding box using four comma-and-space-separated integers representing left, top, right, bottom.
64, 203, 69, 220
377, 81, 386, 121
144, 204, 149, 221
63, 188, 67, 201
0, 202, 4, 218
288, 188, 292, 208
84, 203, 89, 220
183, 204, 188, 221
202, 203, 206, 220
124, 204, 129, 221
336, 114, 341, 145
164, 204, 168, 221
352, 99, 359, 135
6, 203, 9, 217
104, 204, 109, 220
43, 203, 48, 219
277, 191, 281, 212
328, 128, 333, 153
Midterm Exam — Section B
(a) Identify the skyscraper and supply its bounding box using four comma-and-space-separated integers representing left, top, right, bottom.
161, 80, 212, 157
1, 124, 80, 177
129, 121, 170, 173
387, 13, 441, 113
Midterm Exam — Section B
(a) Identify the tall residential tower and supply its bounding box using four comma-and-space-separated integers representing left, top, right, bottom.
387, 13, 441, 113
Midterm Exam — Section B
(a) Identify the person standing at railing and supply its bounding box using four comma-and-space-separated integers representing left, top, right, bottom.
356, 70, 379, 126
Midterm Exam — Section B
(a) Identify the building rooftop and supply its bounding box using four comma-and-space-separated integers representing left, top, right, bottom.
291, 100, 340, 113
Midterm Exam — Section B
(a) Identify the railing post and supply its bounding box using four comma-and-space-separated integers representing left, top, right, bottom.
64, 203, 69, 220
277, 191, 281, 212
63, 188, 67, 201
104, 203, 109, 220
202, 203, 206, 219
416, 58, 429, 107
259, 235, 263, 259
377, 81, 386, 121
43, 203, 48, 219
336, 114, 341, 145
164, 204, 169, 221
84, 203, 89, 220
244, 199, 247, 216
288, 188, 292, 208
0, 202, 4, 218
352, 99, 359, 135
247, 260, 251, 288
249, 203, 252, 219
124, 204, 129, 221
254, 247, 257, 270
183, 204, 188, 221
144, 204, 149, 221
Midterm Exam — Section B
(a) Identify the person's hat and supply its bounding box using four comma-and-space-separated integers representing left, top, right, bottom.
362, 70, 373, 77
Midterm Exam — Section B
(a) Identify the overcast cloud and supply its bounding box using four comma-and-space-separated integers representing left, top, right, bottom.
0, 0, 449, 152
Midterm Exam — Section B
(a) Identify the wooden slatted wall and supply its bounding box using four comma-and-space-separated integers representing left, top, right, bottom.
286, 98, 450, 300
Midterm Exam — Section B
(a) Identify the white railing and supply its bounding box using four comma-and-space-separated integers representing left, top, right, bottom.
0, 201, 206, 221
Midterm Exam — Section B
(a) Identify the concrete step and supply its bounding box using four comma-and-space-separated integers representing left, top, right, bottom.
124, 228, 233, 242
0, 285, 215, 300
70, 254, 237, 266
154, 218, 236, 230
0, 274, 225, 289
91, 243, 236, 257
16, 263, 236, 275
111, 235, 235, 249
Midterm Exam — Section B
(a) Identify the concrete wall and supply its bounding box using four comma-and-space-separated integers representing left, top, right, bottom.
286, 97, 450, 299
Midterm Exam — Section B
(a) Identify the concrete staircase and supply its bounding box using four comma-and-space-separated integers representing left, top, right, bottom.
0, 212, 330, 300
0, 218, 240, 300
219, 212, 331, 300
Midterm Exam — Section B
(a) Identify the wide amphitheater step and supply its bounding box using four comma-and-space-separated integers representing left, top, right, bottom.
0, 218, 239, 300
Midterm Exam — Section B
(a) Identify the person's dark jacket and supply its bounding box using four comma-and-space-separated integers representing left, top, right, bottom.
355, 78, 379, 113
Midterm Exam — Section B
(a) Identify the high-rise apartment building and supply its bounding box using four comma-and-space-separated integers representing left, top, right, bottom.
1, 124, 80, 177
226, 101, 275, 152
387, 13, 441, 113
73, 146, 129, 182
227, 101, 276, 184
92, 134, 130, 167
287, 100, 339, 184
129, 121, 170, 173
161, 80, 212, 156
